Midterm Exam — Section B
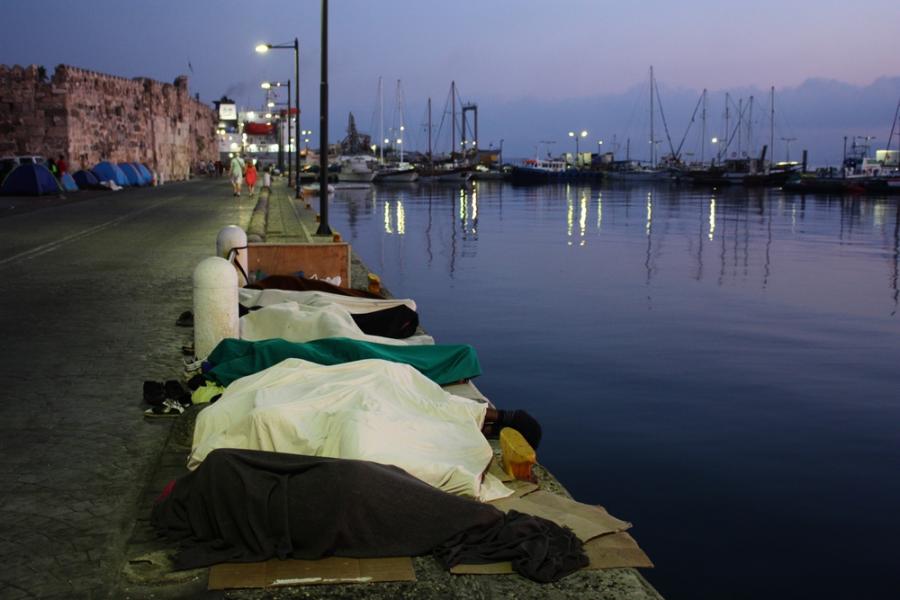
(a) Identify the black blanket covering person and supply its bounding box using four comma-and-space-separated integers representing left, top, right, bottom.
152, 449, 587, 583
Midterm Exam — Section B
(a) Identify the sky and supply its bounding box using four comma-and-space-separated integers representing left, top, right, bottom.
2, 0, 900, 164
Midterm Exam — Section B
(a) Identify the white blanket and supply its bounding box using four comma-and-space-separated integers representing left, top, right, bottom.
240, 302, 434, 346
190, 358, 509, 500
239, 288, 417, 313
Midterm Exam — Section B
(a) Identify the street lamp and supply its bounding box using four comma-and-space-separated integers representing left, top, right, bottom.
261, 80, 292, 183
256, 37, 301, 198
568, 130, 588, 167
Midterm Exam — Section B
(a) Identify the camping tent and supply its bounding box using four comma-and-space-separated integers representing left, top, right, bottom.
73, 169, 102, 189
118, 163, 142, 186
60, 172, 79, 192
92, 161, 129, 186
137, 163, 153, 184
129, 163, 149, 185
0, 163, 62, 196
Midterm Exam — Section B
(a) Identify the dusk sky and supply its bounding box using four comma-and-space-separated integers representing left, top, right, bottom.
3, 0, 900, 163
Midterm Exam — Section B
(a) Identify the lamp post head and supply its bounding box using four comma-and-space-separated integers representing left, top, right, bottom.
260, 82, 272, 90
568, 131, 575, 138
580, 130, 588, 138
255, 44, 271, 54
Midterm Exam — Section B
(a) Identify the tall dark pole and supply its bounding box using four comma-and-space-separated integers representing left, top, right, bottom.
294, 38, 301, 198
317, 0, 332, 235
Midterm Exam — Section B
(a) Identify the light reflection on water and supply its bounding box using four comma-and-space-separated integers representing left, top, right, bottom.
330, 182, 900, 599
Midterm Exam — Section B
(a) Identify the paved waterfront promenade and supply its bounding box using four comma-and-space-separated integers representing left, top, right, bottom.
0, 179, 662, 599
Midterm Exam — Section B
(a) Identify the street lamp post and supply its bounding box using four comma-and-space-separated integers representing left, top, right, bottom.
256, 38, 302, 198
568, 130, 588, 167
261, 80, 291, 183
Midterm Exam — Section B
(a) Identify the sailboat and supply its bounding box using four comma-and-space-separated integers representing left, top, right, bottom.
374, 79, 419, 183
416, 81, 473, 184
605, 66, 672, 182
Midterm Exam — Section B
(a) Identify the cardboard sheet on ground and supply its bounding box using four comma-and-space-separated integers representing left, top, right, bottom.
449, 532, 652, 575
488, 490, 632, 542
208, 556, 415, 590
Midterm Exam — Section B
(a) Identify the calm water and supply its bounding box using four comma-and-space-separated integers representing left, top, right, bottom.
329, 182, 900, 600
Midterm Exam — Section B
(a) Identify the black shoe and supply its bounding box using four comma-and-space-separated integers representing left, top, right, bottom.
143, 381, 166, 406
164, 379, 191, 407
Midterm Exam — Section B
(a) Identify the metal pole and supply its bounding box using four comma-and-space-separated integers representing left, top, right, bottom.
317, 0, 332, 235
294, 38, 301, 198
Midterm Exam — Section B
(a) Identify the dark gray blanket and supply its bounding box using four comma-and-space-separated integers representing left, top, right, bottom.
152, 449, 586, 582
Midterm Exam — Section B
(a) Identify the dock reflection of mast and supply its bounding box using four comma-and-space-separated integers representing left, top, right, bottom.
645, 190, 654, 299
425, 189, 433, 266
449, 188, 457, 277
892, 204, 899, 315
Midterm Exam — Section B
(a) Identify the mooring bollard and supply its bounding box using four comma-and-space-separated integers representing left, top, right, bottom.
216, 225, 249, 285
193, 257, 239, 359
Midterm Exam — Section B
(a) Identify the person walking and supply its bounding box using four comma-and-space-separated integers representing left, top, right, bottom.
56, 155, 68, 175
229, 154, 245, 196
245, 160, 258, 196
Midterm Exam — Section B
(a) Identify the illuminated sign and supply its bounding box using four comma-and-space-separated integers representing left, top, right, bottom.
218, 103, 237, 121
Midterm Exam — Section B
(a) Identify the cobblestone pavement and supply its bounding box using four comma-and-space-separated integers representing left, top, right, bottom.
0, 179, 254, 599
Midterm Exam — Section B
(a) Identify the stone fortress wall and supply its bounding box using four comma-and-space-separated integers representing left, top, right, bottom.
0, 64, 216, 180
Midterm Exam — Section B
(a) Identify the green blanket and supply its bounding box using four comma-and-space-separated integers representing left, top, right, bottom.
206, 337, 481, 387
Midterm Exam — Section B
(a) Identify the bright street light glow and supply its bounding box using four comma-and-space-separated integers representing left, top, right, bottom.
255, 44, 270, 54
711, 137, 719, 143
400, 125, 405, 131
260, 82, 271, 89
568, 131, 575, 137
384, 138, 389, 144
580, 130, 588, 138
598, 140, 604, 145
267, 101, 275, 108
396, 139, 402, 144
265, 113, 272, 119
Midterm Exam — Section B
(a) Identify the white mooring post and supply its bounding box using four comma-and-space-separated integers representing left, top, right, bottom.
216, 225, 249, 285
193, 257, 239, 359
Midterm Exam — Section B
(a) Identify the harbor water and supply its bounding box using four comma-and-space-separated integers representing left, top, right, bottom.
329, 182, 900, 600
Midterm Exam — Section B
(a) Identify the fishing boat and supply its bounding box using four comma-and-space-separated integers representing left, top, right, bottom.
375, 161, 419, 183
337, 155, 376, 183
509, 157, 572, 184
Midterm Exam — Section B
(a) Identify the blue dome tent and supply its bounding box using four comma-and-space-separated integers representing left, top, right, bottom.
118, 163, 142, 186
60, 172, 79, 192
129, 163, 150, 185
137, 163, 153, 183
73, 169, 102, 189
93, 161, 129, 186
0, 163, 62, 196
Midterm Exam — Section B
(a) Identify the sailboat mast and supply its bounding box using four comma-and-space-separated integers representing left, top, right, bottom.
723, 93, 730, 161
397, 79, 404, 163
427, 96, 432, 167
378, 76, 384, 164
748, 96, 754, 157
737, 98, 743, 157
451, 81, 457, 157
701, 89, 707, 164
770, 86, 775, 167
650, 66, 655, 168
